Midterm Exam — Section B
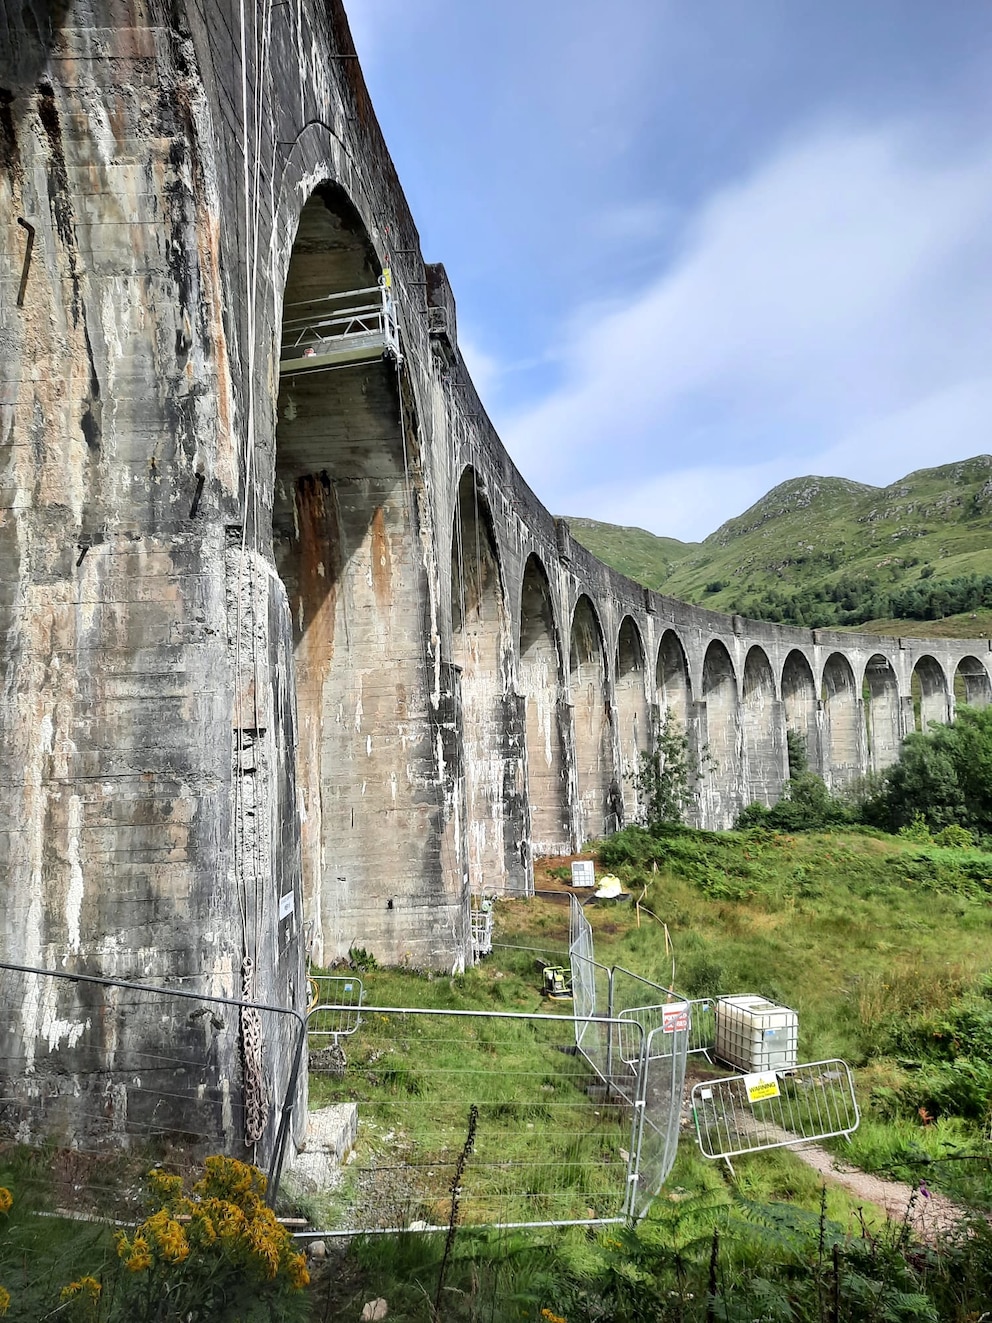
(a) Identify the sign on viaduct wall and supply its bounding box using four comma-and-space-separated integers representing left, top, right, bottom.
1, 1, 989, 1039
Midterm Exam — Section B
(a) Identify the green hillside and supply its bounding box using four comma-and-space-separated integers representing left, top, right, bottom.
565, 455, 992, 635
564, 518, 697, 590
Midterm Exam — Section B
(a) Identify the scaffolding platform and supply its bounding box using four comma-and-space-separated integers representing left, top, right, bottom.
279, 278, 402, 376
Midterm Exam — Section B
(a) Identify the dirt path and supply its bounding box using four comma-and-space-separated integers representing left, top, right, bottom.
791, 1143, 966, 1243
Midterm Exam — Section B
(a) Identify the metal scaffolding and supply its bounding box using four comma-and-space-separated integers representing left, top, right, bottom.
279, 278, 402, 376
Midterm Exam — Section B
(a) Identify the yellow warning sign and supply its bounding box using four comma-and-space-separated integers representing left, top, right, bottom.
743, 1072, 780, 1103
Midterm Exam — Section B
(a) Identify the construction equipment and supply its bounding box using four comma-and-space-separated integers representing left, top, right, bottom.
540, 963, 573, 999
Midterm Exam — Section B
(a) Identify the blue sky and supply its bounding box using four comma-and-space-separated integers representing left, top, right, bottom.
348, 1, 992, 542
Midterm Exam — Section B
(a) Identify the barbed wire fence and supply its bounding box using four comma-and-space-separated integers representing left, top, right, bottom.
0, 960, 306, 1219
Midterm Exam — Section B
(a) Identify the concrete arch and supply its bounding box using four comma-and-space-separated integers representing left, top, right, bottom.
615, 616, 649, 825
273, 124, 385, 312
912, 655, 951, 732
821, 652, 862, 790
569, 595, 617, 842
519, 554, 570, 857
451, 466, 518, 895
741, 645, 785, 806
274, 182, 443, 966
781, 649, 819, 775
657, 629, 693, 722
863, 653, 902, 774
955, 655, 992, 708
699, 639, 741, 828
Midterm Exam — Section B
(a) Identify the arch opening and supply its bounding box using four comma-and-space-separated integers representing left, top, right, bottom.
273, 185, 443, 966
519, 555, 570, 856
569, 597, 616, 842
954, 656, 992, 708
820, 653, 861, 791
655, 630, 698, 825
657, 630, 692, 725
450, 468, 516, 894
741, 646, 784, 806
615, 617, 648, 826
912, 656, 950, 732
863, 654, 901, 774
782, 650, 818, 777
700, 640, 741, 828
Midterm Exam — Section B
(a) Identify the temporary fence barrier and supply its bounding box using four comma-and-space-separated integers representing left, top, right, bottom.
629, 1019, 691, 1222
0, 960, 306, 1216
307, 975, 364, 1047
564, 899, 692, 1217
470, 894, 495, 960
568, 901, 618, 1092
686, 997, 716, 1059
303, 1005, 647, 1232
690, 1059, 860, 1163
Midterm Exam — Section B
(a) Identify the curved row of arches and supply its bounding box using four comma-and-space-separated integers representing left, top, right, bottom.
449, 481, 992, 888
269, 180, 992, 968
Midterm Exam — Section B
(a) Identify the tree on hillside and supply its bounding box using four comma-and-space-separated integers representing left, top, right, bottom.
868, 705, 992, 835
634, 710, 704, 831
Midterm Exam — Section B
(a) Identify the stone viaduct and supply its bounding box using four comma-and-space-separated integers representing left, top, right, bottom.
1, 1, 990, 1145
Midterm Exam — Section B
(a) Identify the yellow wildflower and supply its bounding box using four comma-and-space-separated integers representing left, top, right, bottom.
287, 1254, 310, 1285
213, 1202, 248, 1242
195, 1155, 267, 1205
0, 1188, 11, 1215
147, 1169, 184, 1203
117, 1232, 152, 1273
142, 1209, 190, 1263
246, 1214, 282, 1279
60, 1277, 102, 1302
286, 1253, 310, 1291
191, 1210, 217, 1246
0, 1285, 9, 1316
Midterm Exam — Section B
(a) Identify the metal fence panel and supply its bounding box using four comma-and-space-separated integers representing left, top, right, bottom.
0, 961, 306, 1213
691, 1059, 860, 1162
306, 1005, 643, 1231
630, 1019, 690, 1222
567, 899, 692, 1171
308, 975, 364, 1046
569, 896, 611, 1078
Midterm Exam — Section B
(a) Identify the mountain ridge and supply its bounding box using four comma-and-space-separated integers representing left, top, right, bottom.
563, 455, 992, 636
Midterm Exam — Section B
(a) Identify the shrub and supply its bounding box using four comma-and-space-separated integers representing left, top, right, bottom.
898, 812, 934, 844
633, 710, 707, 830
867, 704, 992, 835
77, 1158, 309, 1323
786, 729, 809, 777
936, 823, 974, 848
734, 774, 849, 832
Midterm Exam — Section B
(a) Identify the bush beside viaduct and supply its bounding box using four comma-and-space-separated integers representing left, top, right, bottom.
1, 1, 989, 1151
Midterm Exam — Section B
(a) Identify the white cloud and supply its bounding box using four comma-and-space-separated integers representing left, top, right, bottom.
456, 330, 503, 405
501, 120, 992, 540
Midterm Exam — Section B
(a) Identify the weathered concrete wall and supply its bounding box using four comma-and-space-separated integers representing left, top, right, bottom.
2, 0, 992, 1151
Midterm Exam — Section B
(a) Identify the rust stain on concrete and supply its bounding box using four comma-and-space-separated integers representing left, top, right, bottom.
369, 505, 392, 612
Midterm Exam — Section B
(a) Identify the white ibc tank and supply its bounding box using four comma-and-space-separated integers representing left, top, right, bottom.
715, 994, 798, 1073
570, 860, 596, 888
